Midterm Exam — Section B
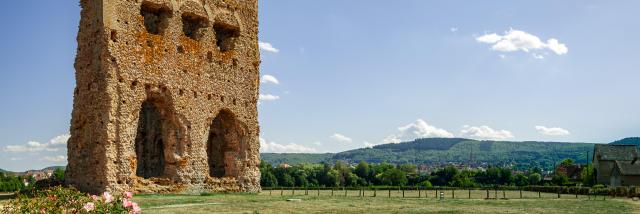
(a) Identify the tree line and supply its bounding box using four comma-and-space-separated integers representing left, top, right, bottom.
0, 168, 65, 192
0, 172, 28, 192
260, 159, 595, 188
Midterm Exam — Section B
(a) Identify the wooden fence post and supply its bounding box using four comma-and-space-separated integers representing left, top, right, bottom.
538, 190, 541, 198
344, 188, 347, 197
292, 188, 295, 196
389, 189, 391, 198
495, 189, 498, 199
469, 189, 471, 199
281, 188, 283, 196
402, 187, 405, 198
486, 190, 489, 199
452, 189, 455, 199
374, 188, 377, 197
317, 187, 320, 196
436, 190, 438, 198
520, 189, 522, 199
419, 187, 421, 198
557, 190, 561, 199
331, 188, 334, 196
502, 190, 505, 199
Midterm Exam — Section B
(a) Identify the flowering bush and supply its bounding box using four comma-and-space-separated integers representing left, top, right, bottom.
1, 186, 141, 214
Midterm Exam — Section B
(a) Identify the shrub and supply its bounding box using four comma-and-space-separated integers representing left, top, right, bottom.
418, 180, 433, 188
2, 186, 141, 214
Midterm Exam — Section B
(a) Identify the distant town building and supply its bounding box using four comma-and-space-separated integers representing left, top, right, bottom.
593, 144, 640, 187
279, 163, 291, 169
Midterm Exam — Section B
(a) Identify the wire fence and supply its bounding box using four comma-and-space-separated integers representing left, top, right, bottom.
260, 186, 640, 200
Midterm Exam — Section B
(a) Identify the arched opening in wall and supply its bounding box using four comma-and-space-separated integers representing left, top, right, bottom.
207, 110, 247, 178
134, 100, 174, 179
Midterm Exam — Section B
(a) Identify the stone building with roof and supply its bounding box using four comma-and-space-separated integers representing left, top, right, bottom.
610, 160, 640, 187
593, 144, 640, 186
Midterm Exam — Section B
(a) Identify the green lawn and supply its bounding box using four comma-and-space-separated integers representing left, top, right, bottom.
133, 192, 640, 214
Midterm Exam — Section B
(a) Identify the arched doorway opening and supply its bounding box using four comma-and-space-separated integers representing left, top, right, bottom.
134, 99, 178, 179
207, 110, 247, 178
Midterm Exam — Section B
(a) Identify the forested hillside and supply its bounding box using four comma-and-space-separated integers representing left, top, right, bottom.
262, 138, 596, 170
610, 137, 640, 147
260, 153, 333, 165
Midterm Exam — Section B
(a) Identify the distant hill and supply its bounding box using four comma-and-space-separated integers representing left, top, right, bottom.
1, 166, 66, 176
261, 153, 333, 165
610, 137, 640, 147
41, 166, 65, 171
261, 138, 597, 170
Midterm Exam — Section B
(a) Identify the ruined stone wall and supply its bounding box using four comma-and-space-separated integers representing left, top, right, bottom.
67, 0, 261, 194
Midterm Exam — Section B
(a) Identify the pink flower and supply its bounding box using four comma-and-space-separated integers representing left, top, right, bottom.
90, 195, 99, 201
123, 198, 133, 208
83, 202, 95, 212
131, 202, 141, 213
103, 192, 114, 203
123, 191, 134, 199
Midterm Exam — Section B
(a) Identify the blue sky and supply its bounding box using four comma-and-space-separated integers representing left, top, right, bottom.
1, 1, 639, 171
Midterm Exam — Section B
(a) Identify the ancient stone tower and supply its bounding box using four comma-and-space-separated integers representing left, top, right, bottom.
66, 0, 261, 194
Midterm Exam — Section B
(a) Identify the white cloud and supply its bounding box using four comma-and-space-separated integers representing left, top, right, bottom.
258, 41, 279, 53
535, 126, 571, 136
364, 141, 376, 148
330, 133, 353, 143
476, 33, 502, 43
382, 119, 454, 144
460, 125, 514, 140
42, 155, 67, 162
10, 157, 23, 161
260, 75, 280, 85
50, 133, 70, 145
260, 137, 317, 153
546, 39, 568, 55
532, 53, 545, 59
4, 134, 70, 153
450, 27, 458, 32
476, 29, 568, 55
259, 94, 280, 102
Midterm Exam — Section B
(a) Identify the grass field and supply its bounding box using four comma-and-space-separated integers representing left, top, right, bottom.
132, 190, 640, 214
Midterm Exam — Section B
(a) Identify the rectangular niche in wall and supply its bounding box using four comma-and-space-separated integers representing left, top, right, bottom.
140, 2, 172, 35
213, 23, 240, 52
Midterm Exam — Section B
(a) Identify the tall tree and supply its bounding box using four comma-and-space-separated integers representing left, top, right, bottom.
528, 173, 542, 185
355, 161, 370, 180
